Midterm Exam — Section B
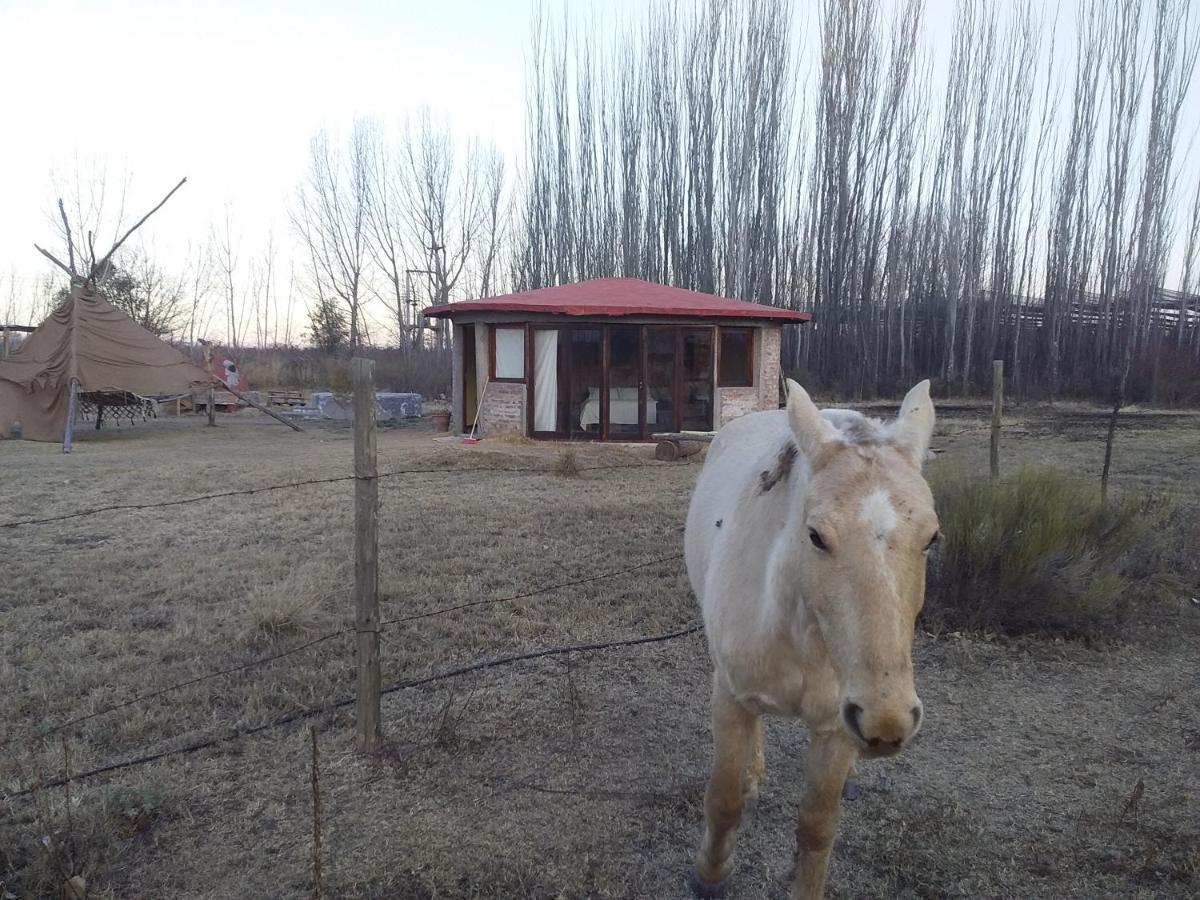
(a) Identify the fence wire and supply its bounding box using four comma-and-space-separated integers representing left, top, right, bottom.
6, 619, 704, 799
2, 554, 686, 752
0, 460, 693, 529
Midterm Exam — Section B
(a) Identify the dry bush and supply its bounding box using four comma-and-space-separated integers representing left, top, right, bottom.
552, 446, 580, 477
239, 584, 329, 648
0, 781, 170, 898
924, 467, 1181, 638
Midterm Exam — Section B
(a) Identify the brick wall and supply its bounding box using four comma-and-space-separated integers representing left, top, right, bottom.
717, 325, 782, 426
480, 381, 526, 436
718, 387, 760, 425
758, 326, 782, 411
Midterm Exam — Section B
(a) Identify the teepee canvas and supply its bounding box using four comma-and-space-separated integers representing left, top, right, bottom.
0, 282, 211, 442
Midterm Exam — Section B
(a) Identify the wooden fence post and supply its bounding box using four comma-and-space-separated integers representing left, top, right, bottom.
206, 385, 216, 427
309, 726, 325, 900
62, 381, 78, 453
990, 360, 1003, 481
352, 357, 382, 752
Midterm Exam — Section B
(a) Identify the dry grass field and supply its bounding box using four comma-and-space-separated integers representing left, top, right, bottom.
2, 400, 1198, 899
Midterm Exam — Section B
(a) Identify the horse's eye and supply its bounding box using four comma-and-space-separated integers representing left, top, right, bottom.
809, 528, 829, 552
925, 531, 941, 551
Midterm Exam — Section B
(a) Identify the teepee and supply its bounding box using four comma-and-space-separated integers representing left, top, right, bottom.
0, 280, 212, 443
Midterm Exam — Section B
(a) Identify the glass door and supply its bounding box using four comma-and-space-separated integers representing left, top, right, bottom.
645, 326, 677, 434
606, 325, 642, 439
567, 327, 603, 439
681, 327, 714, 431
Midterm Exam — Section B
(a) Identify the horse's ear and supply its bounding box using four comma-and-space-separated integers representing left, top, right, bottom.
786, 379, 837, 455
893, 379, 935, 467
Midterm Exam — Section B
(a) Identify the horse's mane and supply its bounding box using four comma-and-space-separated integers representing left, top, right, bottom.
820, 409, 894, 446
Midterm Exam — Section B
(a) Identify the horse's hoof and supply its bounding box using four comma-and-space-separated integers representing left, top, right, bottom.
741, 794, 758, 818
841, 779, 863, 802
688, 867, 730, 899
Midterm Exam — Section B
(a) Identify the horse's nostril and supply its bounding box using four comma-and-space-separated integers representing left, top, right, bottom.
843, 702, 866, 743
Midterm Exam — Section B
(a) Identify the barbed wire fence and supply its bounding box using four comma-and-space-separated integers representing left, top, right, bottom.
0, 360, 714, 897
2, 357, 1195, 897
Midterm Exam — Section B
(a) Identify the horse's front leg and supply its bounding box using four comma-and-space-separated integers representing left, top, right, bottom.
791, 729, 857, 900
743, 715, 766, 806
692, 675, 758, 897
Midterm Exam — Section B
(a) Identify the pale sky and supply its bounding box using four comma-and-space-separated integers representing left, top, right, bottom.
0, 0, 542, 313
1, 1, 1196, 337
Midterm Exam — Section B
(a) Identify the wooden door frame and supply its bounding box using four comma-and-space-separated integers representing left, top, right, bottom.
600, 326, 611, 441
462, 324, 478, 430
600, 323, 644, 442
678, 326, 716, 433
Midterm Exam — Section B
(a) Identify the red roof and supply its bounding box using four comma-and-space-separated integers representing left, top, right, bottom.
423, 277, 811, 323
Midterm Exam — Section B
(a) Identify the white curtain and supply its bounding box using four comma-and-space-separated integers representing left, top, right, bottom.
534, 330, 558, 432
495, 328, 525, 379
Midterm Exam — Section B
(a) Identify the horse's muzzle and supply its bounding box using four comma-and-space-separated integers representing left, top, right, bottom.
842, 698, 923, 757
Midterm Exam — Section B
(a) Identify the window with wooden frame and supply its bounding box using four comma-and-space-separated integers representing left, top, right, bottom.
718, 328, 754, 387
490, 326, 526, 382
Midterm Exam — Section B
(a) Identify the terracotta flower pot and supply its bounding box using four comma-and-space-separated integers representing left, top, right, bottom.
431, 412, 451, 432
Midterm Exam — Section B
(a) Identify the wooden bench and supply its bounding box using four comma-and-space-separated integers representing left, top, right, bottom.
267, 390, 308, 407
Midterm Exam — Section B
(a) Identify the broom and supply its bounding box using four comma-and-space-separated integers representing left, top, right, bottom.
462, 378, 490, 444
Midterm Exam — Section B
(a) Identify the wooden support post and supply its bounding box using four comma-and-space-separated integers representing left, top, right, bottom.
309, 726, 325, 900
206, 385, 216, 427
352, 357, 382, 752
2, 327, 9, 360
62, 381, 78, 453
990, 360, 1003, 481
217, 379, 304, 432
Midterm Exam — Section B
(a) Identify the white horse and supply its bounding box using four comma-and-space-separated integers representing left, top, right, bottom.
685, 379, 939, 899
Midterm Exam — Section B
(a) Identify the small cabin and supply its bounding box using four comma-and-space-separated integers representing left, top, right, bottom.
423, 277, 810, 440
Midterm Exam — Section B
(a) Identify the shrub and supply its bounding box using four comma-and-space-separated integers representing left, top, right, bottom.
924, 467, 1179, 638
552, 446, 580, 477
239, 585, 327, 647
0, 782, 171, 897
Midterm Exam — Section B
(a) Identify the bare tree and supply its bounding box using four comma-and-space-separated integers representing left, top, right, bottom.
44, 157, 131, 281
292, 122, 371, 348
1179, 179, 1200, 356
362, 117, 416, 347
120, 241, 188, 335
400, 110, 485, 348
513, 0, 1200, 403
473, 149, 508, 297
1, 268, 22, 329
246, 229, 278, 347
210, 202, 244, 348
182, 239, 217, 346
